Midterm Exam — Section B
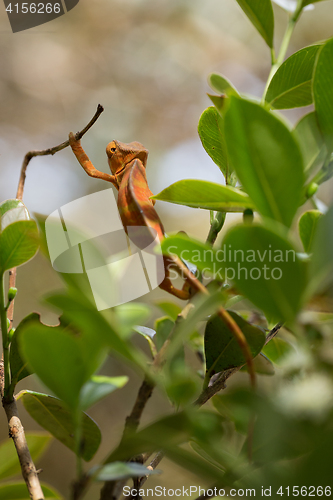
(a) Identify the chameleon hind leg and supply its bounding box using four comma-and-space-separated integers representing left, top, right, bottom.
159, 256, 194, 300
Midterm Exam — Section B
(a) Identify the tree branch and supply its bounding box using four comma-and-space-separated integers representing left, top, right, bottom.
2, 398, 45, 500
16, 104, 104, 201
1, 105, 104, 500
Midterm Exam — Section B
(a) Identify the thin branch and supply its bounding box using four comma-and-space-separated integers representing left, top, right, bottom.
16, 104, 104, 201
0, 105, 104, 500
131, 451, 164, 494
2, 398, 45, 500
123, 379, 155, 436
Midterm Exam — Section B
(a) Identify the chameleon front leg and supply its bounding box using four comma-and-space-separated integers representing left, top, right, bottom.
68, 132, 118, 187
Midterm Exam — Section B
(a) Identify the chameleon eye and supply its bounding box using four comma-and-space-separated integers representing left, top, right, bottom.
110, 147, 116, 153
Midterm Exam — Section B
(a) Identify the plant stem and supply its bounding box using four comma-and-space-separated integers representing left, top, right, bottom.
0, 273, 10, 400
206, 211, 226, 246
261, 1, 304, 104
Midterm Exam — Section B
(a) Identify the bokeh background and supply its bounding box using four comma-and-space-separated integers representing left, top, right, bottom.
1, 1, 333, 498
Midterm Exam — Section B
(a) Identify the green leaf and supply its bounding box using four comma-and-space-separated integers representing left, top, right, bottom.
235, 0, 274, 47
312, 154, 333, 186
155, 301, 182, 321
308, 204, 333, 295
266, 45, 321, 109
207, 94, 225, 114
302, 0, 330, 6
18, 391, 101, 461
93, 462, 161, 481
152, 180, 255, 212
0, 482, 63, 500
313, 38, 333, 151
0, 199, 27, 219
45, 291, 149, 374
262, 337, 294, 365
224, 96, 304, 227
0, 221, 39, 273
293, 112, 327, 180
19, 323, 99, 410
10, 314, 42, 386
198, 106, 229, 178
205, 311, 266, 376
113, 303, 151, 337
108, 409, 224, 458
222, 224, 307, 322
80, 376, 128, 411
0, 433, 51, 480
154, 316, 174, 351
165, 292, 228, 363
299, 210, 323, 253
132, 326, 157, 357
208, 73, 239, 96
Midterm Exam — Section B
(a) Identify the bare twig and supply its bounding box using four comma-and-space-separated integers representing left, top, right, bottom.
1, 105, 104, 500
7, 104, 104, 330
123, 379, 155, 436
131, 451, 164, 494
16, 104, 104, 201
2, 398, 44, 500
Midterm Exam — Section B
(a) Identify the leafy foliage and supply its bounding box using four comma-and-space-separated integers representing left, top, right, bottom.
1, 2, 333, 499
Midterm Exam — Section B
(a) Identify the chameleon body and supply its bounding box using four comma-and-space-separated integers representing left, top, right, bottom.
68, 133, 255, 385
68, 135, 191, 299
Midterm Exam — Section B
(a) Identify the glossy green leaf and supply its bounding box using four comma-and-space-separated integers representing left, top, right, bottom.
93, 462, 161, 481
80, 376, 128, 411
155, 301, 182, 321
266, 45, 321, 109
161, 233, 225, 277
299, 210, 322, 253
10, 314, 42, 386
20, 323, 98, 410
198, 107, 228, 177
262, 337, 294, 365
18, 391, 101, 461
313, 38, 333, 151
205, 311, 266, 377
235, 0, 274, 47
208, 73, 239, 96
0, 221, 39, 273
308, 204, 333, 295
152, 180, 255, 212
0, 433, 51, 480
224, 96, 304, 227
222, 224, 307, 322
0, 482, 62, 500
293, 112, 327, 180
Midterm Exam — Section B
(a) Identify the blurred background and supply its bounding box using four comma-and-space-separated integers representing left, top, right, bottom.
1, 0, 333, 498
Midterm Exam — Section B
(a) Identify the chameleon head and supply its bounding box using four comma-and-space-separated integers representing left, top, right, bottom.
106, 140, 149, 175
